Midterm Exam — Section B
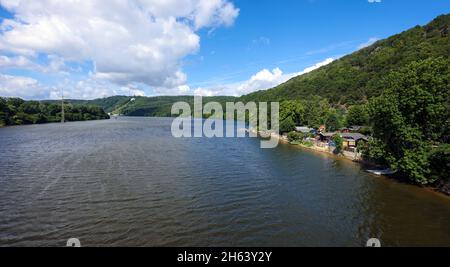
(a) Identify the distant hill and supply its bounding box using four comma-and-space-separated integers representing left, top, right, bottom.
63, 95, 237, 117
240, 14, 450, 105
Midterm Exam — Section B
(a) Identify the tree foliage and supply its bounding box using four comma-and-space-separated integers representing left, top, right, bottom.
325, 110, 343, 132
287, 131, 304, 143
240, 15, 450, 106
429, 144, 450, 183
280, 100, 305, 126
332, 134, 344, 154
0, 97, 110, 127
367, 57, 450, 184
347, 104, 369, 126
279, 116, 296, 133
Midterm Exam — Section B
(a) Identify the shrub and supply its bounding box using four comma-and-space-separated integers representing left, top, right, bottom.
332, 135, 344, 154
287, 131, 304, 143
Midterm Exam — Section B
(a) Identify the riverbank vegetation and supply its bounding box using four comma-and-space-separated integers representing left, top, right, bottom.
277, 57, 449, 193
0, 97, 110, 126
263, 14, 450, 193
365, 57, 449, 187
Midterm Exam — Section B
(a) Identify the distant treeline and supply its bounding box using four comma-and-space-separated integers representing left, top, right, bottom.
0, 97, 110, 126
67, 95, 238, 117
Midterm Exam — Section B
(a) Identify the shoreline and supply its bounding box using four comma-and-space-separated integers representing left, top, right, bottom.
0, 117, 111, 129
266, 131, 450, 198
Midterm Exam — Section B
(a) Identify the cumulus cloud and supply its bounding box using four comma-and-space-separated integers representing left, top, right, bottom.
235, 58, 334, 95
0, 74, 49, 99
0, 55, 37, 69
189, 58, 335, 96
151, 84, 192, 96
236, 68, 284, 95
0, 54, 75, 74
0, 57, 336, 99
0, 0, 239, 92
193, 87, 218, 97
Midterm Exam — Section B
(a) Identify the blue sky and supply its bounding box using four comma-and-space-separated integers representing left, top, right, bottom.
187, 0, 449, 85
0, 0, 449, 99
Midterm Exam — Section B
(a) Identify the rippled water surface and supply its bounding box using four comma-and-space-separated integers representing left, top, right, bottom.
0, 117, 449, 247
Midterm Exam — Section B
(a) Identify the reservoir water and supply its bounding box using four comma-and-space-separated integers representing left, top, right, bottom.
0, 117, 449, 247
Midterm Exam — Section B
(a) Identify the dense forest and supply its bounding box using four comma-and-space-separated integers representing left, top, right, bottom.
0, 97, 110, 126
240, 14, 450, 105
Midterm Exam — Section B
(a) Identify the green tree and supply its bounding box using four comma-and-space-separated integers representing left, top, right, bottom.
287, 131, 304, 143
347, 104, 369, 126
280, 100, 305, 125
0, 98, 110, 126
279, 100, 305, 133
367, 57, 450, 184
279, 116, 296, 133
303, 97, 331, 129
0, 97, 9, 126
429, 144, 450, 183
332, 134, 344, 154
325, 111, 343, 132
20, 101, 41, 114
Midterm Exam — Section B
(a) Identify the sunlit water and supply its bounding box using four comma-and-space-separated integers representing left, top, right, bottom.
0, 117, 449, 247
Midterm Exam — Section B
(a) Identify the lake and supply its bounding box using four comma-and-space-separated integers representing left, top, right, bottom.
0, 117, 449, 247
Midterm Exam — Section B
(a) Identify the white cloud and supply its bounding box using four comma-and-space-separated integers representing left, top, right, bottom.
0, 57, 336, 100
0, 54, 75, 74
236, 57, 334, 95
0, 0, 239, 92
299, 57, 334, 75
0, 73, 115, 100
0, 55, 36, 69
48, 78, 111, 100
368, 0, 382, 3
236, 68, 284, 95
193, 87, 218, 97
117, 86, 146, 97
189, 57, 335, 96
152, 84, 192, 96
0, 74, 49, 99
358, 37, 380, 49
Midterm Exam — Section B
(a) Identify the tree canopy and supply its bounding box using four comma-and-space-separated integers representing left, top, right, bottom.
347, 105, 369, 126
240, 14, 450, 106
367, 57, 450, 184
0, 97, 110, 127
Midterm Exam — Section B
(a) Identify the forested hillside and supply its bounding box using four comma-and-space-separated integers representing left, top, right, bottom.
63, 96, 237, 117
240, 14, 450, 105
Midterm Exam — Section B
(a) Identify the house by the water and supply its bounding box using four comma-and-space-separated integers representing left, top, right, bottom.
319, 132, 369, 151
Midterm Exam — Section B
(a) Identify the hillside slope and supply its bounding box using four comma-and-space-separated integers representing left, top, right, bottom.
65, 95, 237, 117
240, 14, 450, 105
